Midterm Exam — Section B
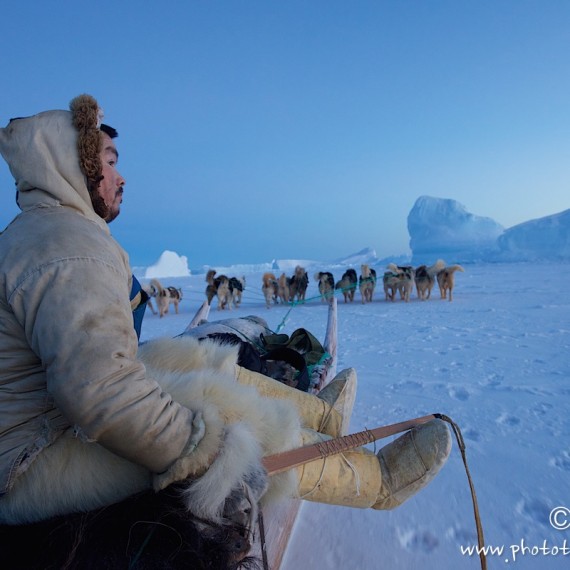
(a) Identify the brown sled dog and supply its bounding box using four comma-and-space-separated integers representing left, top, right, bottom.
289, 266, 309, 302
262, 272, 278, 308
335, 268, 358, 303
359, 264, 377, 304
205, 269, 218, 305
395, 265, 415, 302
277, 273, 291, 304
437, 264, 465, 302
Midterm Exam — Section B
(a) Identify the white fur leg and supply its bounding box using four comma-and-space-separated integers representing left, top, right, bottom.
0, 429, 150, 524
144, 365, 302, 507
2, 349, 303, 524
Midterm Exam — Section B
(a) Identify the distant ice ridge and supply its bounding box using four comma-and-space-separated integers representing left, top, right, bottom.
408, 195, 570, 264
408, 196, 504, 264
133, 197, 570, 278
143, 250, 191, 278
496, 208, 570, 261
330, 247, 412, 269
193, 260, 319, 276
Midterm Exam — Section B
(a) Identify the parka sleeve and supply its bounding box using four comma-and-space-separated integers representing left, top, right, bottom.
11, 256, 198, 474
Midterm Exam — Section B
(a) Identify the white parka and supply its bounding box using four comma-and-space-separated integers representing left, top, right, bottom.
0, 107, 200, 495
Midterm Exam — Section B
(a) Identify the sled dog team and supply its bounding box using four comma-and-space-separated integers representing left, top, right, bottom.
261, 260, 464, 308
142, 260, 463, 316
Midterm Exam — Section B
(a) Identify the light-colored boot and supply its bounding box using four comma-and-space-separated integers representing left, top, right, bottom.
235, 366, 356, 437
295, 419, 451, 510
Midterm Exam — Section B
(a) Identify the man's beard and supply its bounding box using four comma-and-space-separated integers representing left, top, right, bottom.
90, 184, 122, 223
90, 191, 109, 220
104, 190, 122, 223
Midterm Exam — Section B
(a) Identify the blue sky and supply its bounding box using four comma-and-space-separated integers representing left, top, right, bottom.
1, 1, 569, 269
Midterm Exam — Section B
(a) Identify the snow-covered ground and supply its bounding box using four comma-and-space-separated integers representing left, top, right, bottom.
137, 260, 570, 570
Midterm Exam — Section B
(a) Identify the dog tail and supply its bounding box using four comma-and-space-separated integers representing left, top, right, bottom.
150, 278, 165, 295
427, 259, 446, 276
446, 265, 465, 274
262, 273, 276, 287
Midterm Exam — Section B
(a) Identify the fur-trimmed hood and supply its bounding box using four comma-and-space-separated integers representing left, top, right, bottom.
0, 95, 108, 232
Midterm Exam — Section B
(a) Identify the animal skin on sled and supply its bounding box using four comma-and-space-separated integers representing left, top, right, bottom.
0, 334, 302, 569
0, 303, 338, 570
0, 487, 260, 570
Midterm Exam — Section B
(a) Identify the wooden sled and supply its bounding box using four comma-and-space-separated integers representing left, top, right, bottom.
251, 298, 338, 569
184, 298, 339, 569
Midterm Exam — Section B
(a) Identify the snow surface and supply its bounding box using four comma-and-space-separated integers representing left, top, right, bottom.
136, 255, 570, 570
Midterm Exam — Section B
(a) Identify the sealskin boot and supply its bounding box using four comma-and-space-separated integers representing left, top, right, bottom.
373, 417, 452, 510
235, 366, 356, 437
295, 419, 451, 510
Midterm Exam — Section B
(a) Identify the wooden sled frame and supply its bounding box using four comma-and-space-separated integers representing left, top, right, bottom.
186, 298, 338, 569
251, 297, 337, 570
255, 298, 337, 569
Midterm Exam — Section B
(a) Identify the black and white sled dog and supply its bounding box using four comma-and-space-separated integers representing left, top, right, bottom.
229, 276, 246, 308
314, 271, 335, 303
205, 270, 246, 310
414, 260, 445, 301
150, 278, 183, 317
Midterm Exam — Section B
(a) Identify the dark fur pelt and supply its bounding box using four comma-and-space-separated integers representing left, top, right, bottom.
0, 487, 261, 570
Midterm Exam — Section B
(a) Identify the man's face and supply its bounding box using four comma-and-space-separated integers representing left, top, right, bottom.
97, 132, 125, 223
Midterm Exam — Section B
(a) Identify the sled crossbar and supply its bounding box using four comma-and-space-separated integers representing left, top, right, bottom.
263, 413, 437, 475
